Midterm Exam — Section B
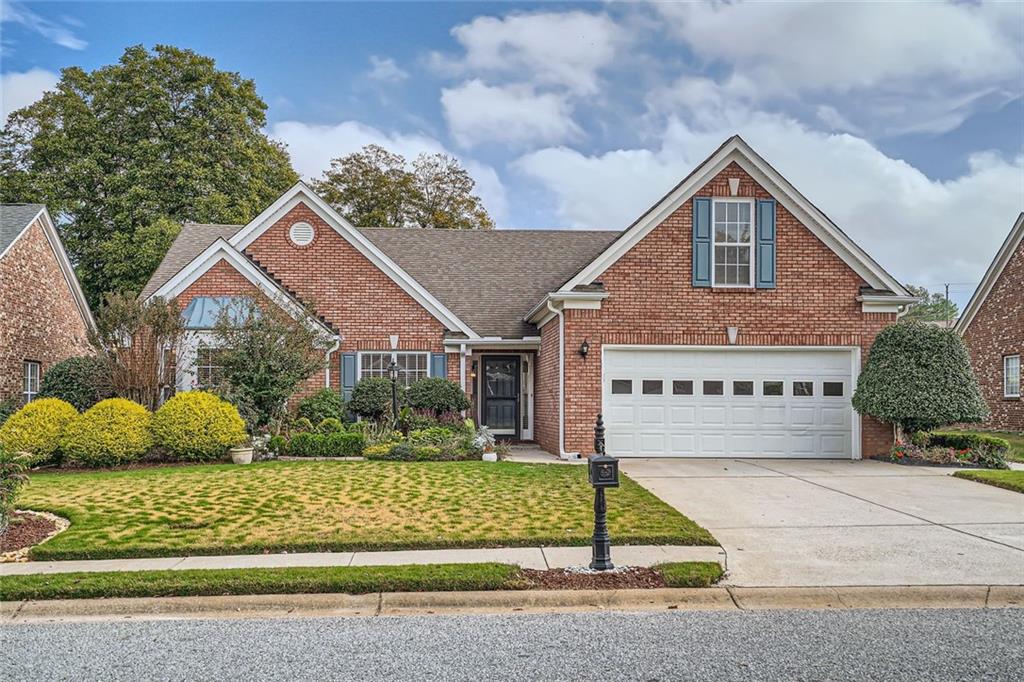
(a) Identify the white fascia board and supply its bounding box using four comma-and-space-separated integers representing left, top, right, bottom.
443, 337, 542, 351
524, 291, 610, 324
560, 137, 910, 298
857, 294, 920, 313
955, 212, 1024, 334
149, 238, 335, 338
228, 182, 479, 339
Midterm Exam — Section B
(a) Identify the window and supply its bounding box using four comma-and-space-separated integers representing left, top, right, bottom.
712, 199, 754, 287
642, 380, 663, 395
360, 352, 429, 388
1005, 355, 1021, 398
703, 380, 724, 396
793, 381, 814, 397
611, 379, 632, 395
763, 381, 784, 396
823, 381, 845, 397
733, 380, 754, 396
672, 380, 693, 395
196, 346, 226, 389
22, 361, 40, 403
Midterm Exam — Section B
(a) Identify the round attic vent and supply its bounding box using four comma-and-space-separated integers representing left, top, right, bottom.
288, 221, 315, 246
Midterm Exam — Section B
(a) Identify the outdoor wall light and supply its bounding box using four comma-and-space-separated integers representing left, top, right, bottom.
727, 326, 739, 345
579, 339, 590, 359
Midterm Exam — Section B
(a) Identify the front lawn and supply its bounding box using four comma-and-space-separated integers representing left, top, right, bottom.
948, 430, 1024, 463
18, 461, 715, 560
953, 469, 1024, 494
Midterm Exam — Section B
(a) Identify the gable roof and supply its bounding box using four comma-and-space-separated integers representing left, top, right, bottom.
557, 135, 912, 298
955, 212, 1024, 335
140, 222, 240, 300
0, 203, 95, 332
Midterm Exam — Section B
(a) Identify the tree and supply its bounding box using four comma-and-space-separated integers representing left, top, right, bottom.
311, 145, 493, 230
903, 285, 958, 324
0, 45, 298, 305
852, 322, 988, 440
211, 299, 328, 431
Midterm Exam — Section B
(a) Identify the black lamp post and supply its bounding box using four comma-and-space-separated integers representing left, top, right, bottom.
588, 413, 619, 571
388, 359, 400, 430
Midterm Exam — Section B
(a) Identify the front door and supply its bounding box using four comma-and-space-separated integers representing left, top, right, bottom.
483, 356, 520, 437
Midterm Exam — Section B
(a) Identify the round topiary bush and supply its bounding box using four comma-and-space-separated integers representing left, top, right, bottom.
0, 398, 79, 466
151, 391, 247, 461
60, 398, 153, 468
37, 356, 114, 411
349, 377, 398, 420
297, 389, 346, 425
406, 378, 470, 417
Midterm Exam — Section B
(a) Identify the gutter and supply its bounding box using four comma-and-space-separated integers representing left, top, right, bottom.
324, 335, 342, 389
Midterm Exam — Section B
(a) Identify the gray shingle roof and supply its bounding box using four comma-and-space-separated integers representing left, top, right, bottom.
142, 223, 620, 338
0, 204, 46, 255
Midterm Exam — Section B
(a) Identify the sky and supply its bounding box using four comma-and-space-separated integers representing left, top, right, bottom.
2, 1, 1022, 309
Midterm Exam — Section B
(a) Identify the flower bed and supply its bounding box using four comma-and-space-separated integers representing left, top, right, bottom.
887, 431, 1009, 469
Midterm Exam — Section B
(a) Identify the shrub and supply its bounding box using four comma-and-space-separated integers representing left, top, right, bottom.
37, 356, 114, 411
0, 398, 20, 427
317, 418, 345, 434
853, 322, 988, 437
297, 389, 346, 425
0, 398, 79, 467
889, 440, 1008, 469
60, 398, 153, 468
928, 431, 1010, 456
268, 435, 288, 456
288, 432, 317, 457
0, 444, 30, 534
413, 445, 443, 461
363, 443, 394, 459
349, 377, 397, 420
291, 417, 314, 434
406, 378, 470, 417
287, 431, 366, 458
408, 427, 457, 447
151, 392, 247, 462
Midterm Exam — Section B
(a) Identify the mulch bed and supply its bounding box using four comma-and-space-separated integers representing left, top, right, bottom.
0, 512, 60, 554
522, 566, 667, 590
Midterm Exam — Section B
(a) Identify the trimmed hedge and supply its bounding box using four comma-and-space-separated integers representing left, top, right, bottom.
349, 377, 396, 419
151, 392, 247, 461
925, 431, 1010, 455
60, 398, 153, 468
288, 431, 366, 458
405, 377, 470, 417
297, 389, 346, 425
37, 356, 113, 411
0, 398, 79, 466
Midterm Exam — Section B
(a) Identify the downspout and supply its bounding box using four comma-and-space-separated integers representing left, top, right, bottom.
324, 335, 341, 389
459, 343, 468, 418
546, 300, 577, 460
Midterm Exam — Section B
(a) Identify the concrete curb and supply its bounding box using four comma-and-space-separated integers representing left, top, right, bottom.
2, 585, 1021, 623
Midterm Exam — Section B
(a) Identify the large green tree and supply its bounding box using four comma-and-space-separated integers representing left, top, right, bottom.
903, 285, 959, 323
0, 45, 298, 305
312, 144, 493, 230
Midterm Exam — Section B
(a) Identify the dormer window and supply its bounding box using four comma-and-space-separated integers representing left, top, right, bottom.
712, 199, 754, 287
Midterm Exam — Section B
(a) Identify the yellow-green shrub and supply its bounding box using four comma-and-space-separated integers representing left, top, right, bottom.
0, 398, 78, 466
151, 391, 247, 461
60, 398, 153, 468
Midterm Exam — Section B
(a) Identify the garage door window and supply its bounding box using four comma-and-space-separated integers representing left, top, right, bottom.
703, 380, 724, 395
793, 381, 814, 396
763, 380, 784, 396
611, 379, 632, 394
672, 380, 693, 395
733, 380, 754, 396
642, 380, 663, 395
823, 381, 844, 397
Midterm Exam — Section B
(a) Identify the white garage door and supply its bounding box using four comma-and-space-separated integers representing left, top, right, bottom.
603, 348, 857, 459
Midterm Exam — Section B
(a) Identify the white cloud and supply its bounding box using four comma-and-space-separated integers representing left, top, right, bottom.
514, 114, 1023, 293
1, 68, 58, 122
441, 80, 581, 148
367, 56, 408, 83
1, 1, 87, 50
269, 119, 508, 222
429, 10, 625, 95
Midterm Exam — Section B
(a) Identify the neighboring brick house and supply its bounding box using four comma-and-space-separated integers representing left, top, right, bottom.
142, 136, 914, 459
0, 204, 95, 405
955, 213, 1024, 432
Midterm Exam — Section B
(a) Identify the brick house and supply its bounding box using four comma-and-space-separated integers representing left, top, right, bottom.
142, 136, 914, 459
955, 213, 1023, 432
0, 204, 95, 405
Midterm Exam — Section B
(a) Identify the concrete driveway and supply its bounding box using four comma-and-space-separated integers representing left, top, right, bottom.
621, 458, 1024, 587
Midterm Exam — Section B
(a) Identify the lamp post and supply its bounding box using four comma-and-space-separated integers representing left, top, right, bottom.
388, 359, 400, 430
588, 414, 619, 571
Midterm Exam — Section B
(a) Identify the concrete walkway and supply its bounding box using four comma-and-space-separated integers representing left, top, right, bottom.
0, 544, 725, 576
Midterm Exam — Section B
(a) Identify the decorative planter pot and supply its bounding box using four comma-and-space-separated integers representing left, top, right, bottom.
230, 446, 254, 465
482, 451, 498, 462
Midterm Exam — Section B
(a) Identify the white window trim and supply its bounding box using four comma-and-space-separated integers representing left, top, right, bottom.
1004, 354, 1021, 398
357, 351, 431, 386
711, 197, 755, 288
23, 360, 41, 403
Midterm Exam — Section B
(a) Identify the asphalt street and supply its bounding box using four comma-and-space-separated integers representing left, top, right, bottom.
4, 608, 1022, 681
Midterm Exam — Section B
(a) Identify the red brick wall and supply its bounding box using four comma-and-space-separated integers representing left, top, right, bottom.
535, 162, 897, 457
0, 218, 92, 403
535, 322, 561, 453
962, 235, 1024, 431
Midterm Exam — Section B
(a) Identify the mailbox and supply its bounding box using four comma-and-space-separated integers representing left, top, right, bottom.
588, 454, 619, 488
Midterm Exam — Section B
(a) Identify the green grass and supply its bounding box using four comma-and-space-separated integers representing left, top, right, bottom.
0, 563, 526, 601
656, 561, 724, 587
953, 469, 1024, 494
18, 460, 715, 560
948, 430, 1024, 463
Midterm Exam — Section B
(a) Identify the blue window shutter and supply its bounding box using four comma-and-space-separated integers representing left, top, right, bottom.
756, 199, 777, 289
692, 197, 712, 287
430, 353, 447, 379
341, 353, 357, 400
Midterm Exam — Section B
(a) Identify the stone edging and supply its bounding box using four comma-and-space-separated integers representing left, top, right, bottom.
1, 510, 70, 563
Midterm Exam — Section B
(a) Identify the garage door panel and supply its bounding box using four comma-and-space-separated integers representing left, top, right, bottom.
669, 406, 696, 426
669, 433, 696, 455
821, 407, 848, 427
700, 406, 727, 426
731, 406, 757, 426
699, 433, 727, 456
607, 405, 634, 425
639, 406, 665, 424
791, 407, 816, 426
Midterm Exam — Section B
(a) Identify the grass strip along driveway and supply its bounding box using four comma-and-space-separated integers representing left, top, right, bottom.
0, 562, 724, 601
954, 469, 1024, 494
19, 461, 715, 560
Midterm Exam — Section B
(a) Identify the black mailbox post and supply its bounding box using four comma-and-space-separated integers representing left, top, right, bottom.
589, 414, 618, 570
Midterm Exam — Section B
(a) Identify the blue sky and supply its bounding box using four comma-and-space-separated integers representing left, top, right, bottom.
2, 1, 1023, 308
